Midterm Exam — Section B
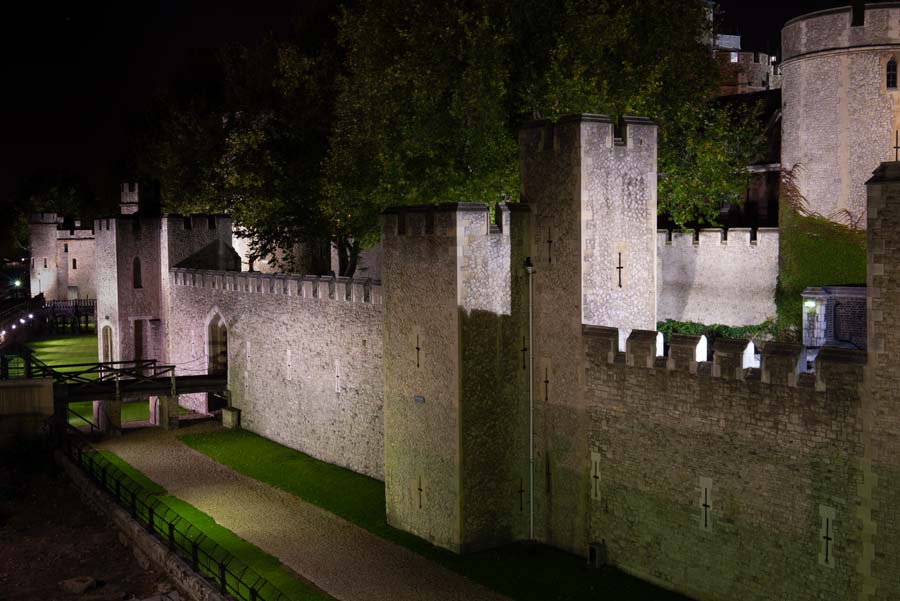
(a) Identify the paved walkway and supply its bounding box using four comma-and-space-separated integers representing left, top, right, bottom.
97, 425, 509, 601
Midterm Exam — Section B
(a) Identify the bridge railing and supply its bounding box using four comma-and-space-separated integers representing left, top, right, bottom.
60, 428, 294, 601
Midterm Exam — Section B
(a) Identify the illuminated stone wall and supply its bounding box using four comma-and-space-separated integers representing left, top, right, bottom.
519, 115, 658, 555
381, 203, 530, 552
168, 270, 385, 479
782, 4, 900, 227
657, 228, 779, 326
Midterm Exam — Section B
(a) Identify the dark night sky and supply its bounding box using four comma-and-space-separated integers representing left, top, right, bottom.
0, 1, 880, 210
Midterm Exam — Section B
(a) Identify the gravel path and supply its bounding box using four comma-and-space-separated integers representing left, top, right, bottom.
97, 425, 510, 601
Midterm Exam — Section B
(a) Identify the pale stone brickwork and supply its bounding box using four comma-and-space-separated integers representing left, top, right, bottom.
29, 213, 96, 300
782, 4, 900, 227
657, 228, 779, 325
515, 115, 658, 554
381, 203, 529, 552
92, 108, 900, 601
168, 270, 384, 479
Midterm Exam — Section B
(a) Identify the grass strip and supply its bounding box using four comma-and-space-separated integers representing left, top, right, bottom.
179, 429, 688, 601
96, 451, 332, 601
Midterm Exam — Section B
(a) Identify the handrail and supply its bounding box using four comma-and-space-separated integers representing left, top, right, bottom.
59, 428, 293, 601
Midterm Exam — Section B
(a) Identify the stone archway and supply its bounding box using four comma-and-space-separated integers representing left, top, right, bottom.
207, 314, 228, 376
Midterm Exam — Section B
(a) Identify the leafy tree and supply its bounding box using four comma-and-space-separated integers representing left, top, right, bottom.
326, 0, 765, 240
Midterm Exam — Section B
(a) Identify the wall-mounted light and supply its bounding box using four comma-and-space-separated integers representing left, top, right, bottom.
13, 280, 21, 288
803, 300, 817, 309
18, 318, 25, 324
11, 324, 16, 330
27, 314, 33, 319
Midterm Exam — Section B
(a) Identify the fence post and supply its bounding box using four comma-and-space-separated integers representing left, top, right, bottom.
219, 562, 227, 594
191, 541, 199, 571
168, 522, 175, 550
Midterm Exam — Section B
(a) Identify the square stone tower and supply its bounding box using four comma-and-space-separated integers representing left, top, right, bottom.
382, 203, 530, 553
519, 115, 657, 554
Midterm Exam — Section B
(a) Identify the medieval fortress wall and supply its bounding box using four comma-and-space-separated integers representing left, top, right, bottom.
64, 108, 900, 600
381, 203, 530, 552
781, 3, 900, 226
584, 327, 866, 600
656, 228, 780, 325
168, 270, 385, 479
29, 212, 97, 300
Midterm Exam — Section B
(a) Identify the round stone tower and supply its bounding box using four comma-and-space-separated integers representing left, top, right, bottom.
781, 2, 900, 228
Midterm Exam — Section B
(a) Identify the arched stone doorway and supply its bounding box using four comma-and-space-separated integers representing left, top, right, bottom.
208, 314, 228, 376
207, 314, 228, 412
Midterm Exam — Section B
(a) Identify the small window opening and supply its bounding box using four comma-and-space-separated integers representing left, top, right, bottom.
888, 59, 897, 89
730, 52, 739, 63
133, 257, 143, 289
72, 258, 77, 270
64, 243, 68, 253
43, 258, 47, 268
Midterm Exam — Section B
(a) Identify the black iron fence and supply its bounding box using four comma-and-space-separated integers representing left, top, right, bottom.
60, 429, 293, 601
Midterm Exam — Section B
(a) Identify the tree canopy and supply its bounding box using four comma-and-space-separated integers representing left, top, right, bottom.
136, 0, 765, 275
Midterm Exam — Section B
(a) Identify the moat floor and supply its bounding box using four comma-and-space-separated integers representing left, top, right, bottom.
97, 423, 510, 601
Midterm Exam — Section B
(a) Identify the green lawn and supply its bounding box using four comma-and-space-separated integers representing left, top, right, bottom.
26, 334, 188, 426
28, 335, 98, 372
97, 451, 333, 601
179, 429, 688, 601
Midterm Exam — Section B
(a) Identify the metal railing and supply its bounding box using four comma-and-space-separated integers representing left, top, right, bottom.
61, 428, 293, 601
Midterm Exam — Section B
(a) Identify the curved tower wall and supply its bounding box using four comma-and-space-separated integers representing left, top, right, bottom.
781, 3, 900, 227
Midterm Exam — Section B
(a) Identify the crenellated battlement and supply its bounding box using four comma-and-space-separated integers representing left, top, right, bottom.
656, 227, 779, 325
583, 324, 866, 393
381, 202, 528, 239
657, 227, 780, 247
519, 114, 657, 155
170, 268, 383, 305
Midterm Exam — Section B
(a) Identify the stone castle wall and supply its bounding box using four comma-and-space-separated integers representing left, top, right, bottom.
863, 161, 900, 599
168, 269, 385, 479
57, 232, 96, 300
583, 327, 867, 600
382, 203, 529, 552
781, 4, 900, 227
657, 228, 779, 325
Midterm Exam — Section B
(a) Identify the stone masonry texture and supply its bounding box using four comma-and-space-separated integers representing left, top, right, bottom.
782, 4, 900, 228
657, 228, 779, 325
90, 108, 900, 601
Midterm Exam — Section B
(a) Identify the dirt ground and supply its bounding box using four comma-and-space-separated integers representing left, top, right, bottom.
0, 439, 176, 601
